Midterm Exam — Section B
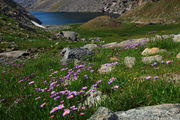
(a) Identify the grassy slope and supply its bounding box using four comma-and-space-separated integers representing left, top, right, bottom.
122, 0, 180, 23
0, 13, 180, 120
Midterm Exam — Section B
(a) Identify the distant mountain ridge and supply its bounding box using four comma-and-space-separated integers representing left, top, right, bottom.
14, 0, 158, 15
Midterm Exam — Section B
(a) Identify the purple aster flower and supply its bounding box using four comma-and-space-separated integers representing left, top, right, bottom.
54, 96, 60, 100
82, 86, 88, 90
154, 76, 159, 79
84, 75, 89, 79
62, 109, 70, 116
145, 76, 151, 79
96, 80, 102, 84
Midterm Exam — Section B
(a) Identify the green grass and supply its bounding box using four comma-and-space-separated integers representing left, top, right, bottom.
1, 37, 180, 120
67, 23, 180, 44
0, 13, 180, 120
123, 0, 180, 23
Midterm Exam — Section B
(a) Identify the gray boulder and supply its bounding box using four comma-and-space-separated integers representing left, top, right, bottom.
60, 47, 93, 65
88, 107, 118, 120
60, 31, 78, 41
89, 104, 180, 120
124, 57, 136, 68
142, 55, 163, 64
0, 50, 29, 58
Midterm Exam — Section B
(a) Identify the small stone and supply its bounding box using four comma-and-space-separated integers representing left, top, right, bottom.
173, 34, 180, 42
79, 87, 107, 109
124, 56, 136, 68
98, 63, 118, 74
81, 44, 98, 51
110, 56, 119, 61
176, 52, 180, 59
141, 48, 160, 56
142, 55, 163, 64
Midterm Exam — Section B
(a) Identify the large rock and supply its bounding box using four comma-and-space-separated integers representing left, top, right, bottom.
60, 47, 93, 65
102, 38, 150, 49
98, 62, 119, 74
88, 107, 118, 120
173, 34, 180, 43
60, 31, 78, 41
89, 104, 180, 120
124, 56, 136, 68
81, 44, 98, 51
0, 50, 29, 58
142, 55, 163, 64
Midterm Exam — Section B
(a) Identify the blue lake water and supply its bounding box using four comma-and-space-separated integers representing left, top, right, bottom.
31, 11, 118, 25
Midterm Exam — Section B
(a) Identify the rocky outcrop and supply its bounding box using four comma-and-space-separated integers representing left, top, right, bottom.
60, 47, 94, 65
88, 104, 180, 120
0, 0, 41, 25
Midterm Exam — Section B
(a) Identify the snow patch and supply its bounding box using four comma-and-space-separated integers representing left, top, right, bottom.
31, 21, 45, 29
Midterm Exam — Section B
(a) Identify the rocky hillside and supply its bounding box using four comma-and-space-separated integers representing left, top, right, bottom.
14, 0, 158, 14
0, 0, 41, 25
122, 0, 180, 23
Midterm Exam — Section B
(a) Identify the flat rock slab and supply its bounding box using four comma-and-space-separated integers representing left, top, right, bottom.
0, 50, 29, 58
88, 104, 180, 120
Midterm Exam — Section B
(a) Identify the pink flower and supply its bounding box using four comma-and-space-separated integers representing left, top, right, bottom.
81, 106, 86, 110
28, 81, 35, 85
67, 95, 74, 99
82, 86, 88, 90
166, 60, 173, 64
112, 85, 119, 90
70, 105, 78, 111
40, 102, 46, 108
60, 100, 64, 103
80, 113, 85, 116
62, 109, 70, 116
35, 96, 41, 100
50, 104, 64, 114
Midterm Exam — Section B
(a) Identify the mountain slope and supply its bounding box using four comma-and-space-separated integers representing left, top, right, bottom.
0, 0, 41, 25
14, 0, 158, 14
123, 0, 180, 23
